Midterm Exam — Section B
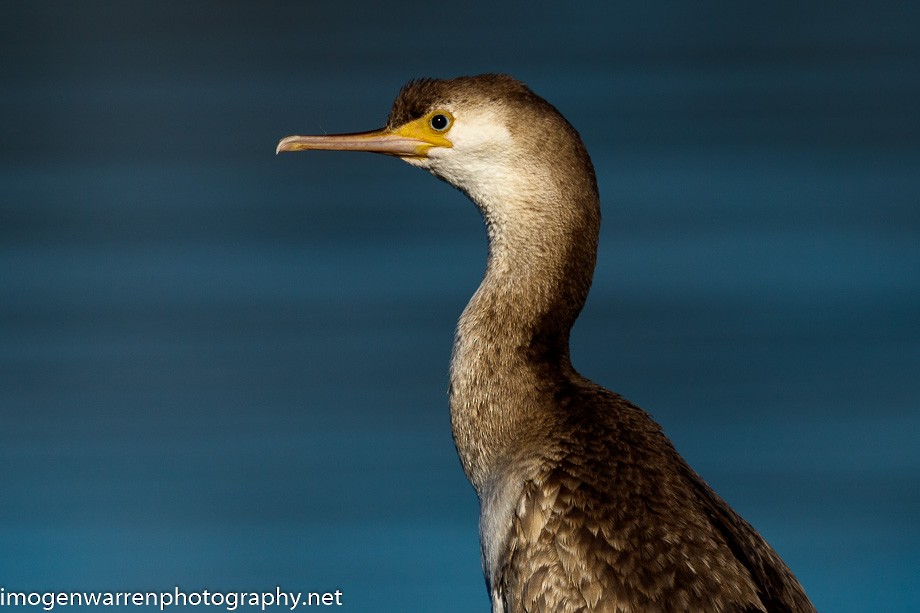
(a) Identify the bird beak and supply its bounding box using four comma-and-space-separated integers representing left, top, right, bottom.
277, 120, 450, 158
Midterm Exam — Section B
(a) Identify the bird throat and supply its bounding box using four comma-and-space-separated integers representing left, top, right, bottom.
448, 187, 600, 496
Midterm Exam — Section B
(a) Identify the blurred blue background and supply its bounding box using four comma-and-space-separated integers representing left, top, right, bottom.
2, 1, 918, 611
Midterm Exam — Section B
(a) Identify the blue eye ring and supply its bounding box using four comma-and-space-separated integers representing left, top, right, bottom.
429, 112, 451, 132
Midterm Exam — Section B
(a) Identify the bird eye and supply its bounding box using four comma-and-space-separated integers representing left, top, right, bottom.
429, 113, 451, 132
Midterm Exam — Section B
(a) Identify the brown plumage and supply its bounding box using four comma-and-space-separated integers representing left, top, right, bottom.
278, 74, 816, 612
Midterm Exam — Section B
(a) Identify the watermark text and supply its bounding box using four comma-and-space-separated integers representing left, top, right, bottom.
0, 587, 343, 611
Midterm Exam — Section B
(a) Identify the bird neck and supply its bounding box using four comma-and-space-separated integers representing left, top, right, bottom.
449, 184, 600, 493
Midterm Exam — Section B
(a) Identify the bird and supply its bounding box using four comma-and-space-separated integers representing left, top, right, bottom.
277, 74, 816, 613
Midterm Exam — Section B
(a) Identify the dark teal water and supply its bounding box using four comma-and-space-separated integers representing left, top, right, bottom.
2, 2, 919, 611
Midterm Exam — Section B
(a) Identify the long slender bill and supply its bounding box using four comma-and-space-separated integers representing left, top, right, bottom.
276, 129, 429, 157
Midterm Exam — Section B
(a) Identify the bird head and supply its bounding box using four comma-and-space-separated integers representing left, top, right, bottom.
277, 74, 596, 211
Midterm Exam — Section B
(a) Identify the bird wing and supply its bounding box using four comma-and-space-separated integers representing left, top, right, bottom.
492, 427, 776, 613
494, 445, 815, 613
676, 463, 818, 613
496, 472, 622, 613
